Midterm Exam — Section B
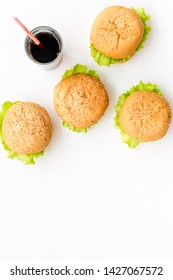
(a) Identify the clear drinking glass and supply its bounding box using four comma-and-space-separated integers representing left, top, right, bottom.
24, 26, 63, 70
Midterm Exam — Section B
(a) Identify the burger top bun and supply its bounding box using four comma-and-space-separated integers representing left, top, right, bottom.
90, 6, 144, 59
53, 74, 109, 128
118, 91, 172, 142
2, 102, 52, 154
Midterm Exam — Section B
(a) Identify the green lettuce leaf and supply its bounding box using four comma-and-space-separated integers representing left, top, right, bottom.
0, 101, 44, 164
62, 63, 99, 80
0, 101, 20, 140
62, 121, 89, 133
61, 64, 99, 133
90, 7, 151, 66
132, 7, 152, 52
114, 81, 163, 148
90, 44, 130, 66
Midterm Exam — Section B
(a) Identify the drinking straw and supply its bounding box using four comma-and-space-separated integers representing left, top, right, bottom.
13, 16, 42, 46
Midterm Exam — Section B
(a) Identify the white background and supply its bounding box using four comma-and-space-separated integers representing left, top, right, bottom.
0, 0, 173, 261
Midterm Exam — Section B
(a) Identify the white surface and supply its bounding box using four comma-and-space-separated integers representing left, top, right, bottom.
0, 0, 173, 260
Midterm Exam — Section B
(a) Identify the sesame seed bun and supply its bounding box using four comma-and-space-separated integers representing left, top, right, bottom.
119, 91, 172, 142
2, 102, 52, 154
53, 74, 109, 128
90, 6, 144, 59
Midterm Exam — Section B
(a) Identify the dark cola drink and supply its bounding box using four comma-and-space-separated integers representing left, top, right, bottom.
30, 32, 60, 63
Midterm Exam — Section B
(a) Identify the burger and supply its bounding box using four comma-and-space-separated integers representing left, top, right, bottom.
0, 101, 52, 164
90, 6, 151, 66
53, 64, 109, 132
114, 81, 172, 148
